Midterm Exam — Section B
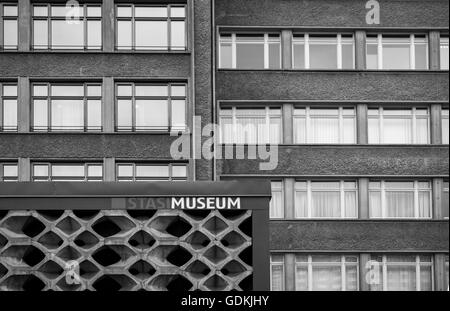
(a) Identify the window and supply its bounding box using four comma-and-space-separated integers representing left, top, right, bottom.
270, 255, 284, 291
116, 83, 186, 132
294, 107, 356, 144
220, 107, 282, 144
441, 36, 449, 70
116, 4, 186, 50
0, 163, 18, 181
295, 181, 358, 219
368, 108, 429, 144
32, 3, 101, 50
369, 181, 432, 219
295, 255, 358, 291
370, 255, 433, 291
366, 34, 428, 70
443, 181, 449, 219
0, 3, 17, 49
32, 83, 102, 132
32, 163, 103, 181
116, 163, 187, 181
0, 83, 17, 131
270, 181, 284, 219
219, 33, 281, 69
446, 255, 449, 290
293, 34, 354, 69
442, 108, 449, 144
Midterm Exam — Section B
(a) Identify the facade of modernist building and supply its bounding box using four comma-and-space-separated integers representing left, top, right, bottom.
0, 0, 449, 291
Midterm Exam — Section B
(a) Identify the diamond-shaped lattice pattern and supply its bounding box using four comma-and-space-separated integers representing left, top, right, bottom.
0, 210, 252, 291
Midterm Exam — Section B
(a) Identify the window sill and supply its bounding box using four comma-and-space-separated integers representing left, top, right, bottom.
0, 50, 192, 55
216, 68, 447, 73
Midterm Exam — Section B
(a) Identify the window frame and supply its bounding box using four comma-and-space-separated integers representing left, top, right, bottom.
32, 162, 104, 182
219, 106, 283, 144
31, 3, 102, 50
115, 82, 187, 133
292, 33, 355, 70
442, 108, 449, 145
370, 255, 434, 291
440, 35, 449, 70
0, 2, 18, 50
369, 180, 433, 219
218, 33, 282, 69
0, 162, 18, 181
270, 181, 284, 219
270, 254, 285, 291
295, 254, 360, 291
116, 163, 188, 181
293, 106, 357, 144
115, 3, 187, 51
0, 82, 18, 132
294, 180, 359, 219
366, 34, 429, 70
443, 180, 449, 220
31, 82, 103, 132
368, 107, 430, 144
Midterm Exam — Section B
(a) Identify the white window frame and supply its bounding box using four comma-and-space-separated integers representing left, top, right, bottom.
368, 107, 430, 144
443, 181, 449, 220
369, 180, 433, 219
292, 33, 355, 69
0, 163, 18, 182
0, 82, 18, 132
442, 108, 449, 144
116, 163, 187, 181
32, 163, 103, 182
294, 180, 358, 219
295, 255, 359, 291
0, 3, 18, 50
366, 34, 429, 70
293, 107, 356, 144
270, 181, 284, 219
270, 254, 285, 291
219, 106, 282, 144
374, 255, 434, 291
440, 36, 449, 70
218, 33, 282, 69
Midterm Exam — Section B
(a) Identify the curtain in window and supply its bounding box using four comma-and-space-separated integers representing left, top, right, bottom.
51, 100, 83, 130
369, 192, 382, 217
295, 265, 308, 291
345, 265, 358, 291
345, 191, 357, 217
293, 117, 306, 143
420, 266, 433, 291
270, 188, 284, 218
271, 265, 283, 291
311, 191, 340, 217
295, 191, 308, 218
418, 191, 431, 218
386, 191, 414, 217
383, 118, 412, 144
310, 118, 339, 143
312, 266, 342, 291
386, 266, 416, 291
236, 115, 266, 144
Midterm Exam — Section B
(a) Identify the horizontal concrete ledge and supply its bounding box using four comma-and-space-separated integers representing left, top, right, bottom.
0, 134, 183, 159
269, 220, 449, 252
216, 71, 449, 101
217, 145, 449, 176
0, 53, 191, 77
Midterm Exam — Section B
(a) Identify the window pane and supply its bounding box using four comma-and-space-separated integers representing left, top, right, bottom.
440, 38, 449, 70
312, 265, 342, 291
33, 100, 48, 129
172, 165, 187, 178
135, 100, 168, 130
441, 111, 449, 144
87, 20, 102, 49
33, 6, 48, 17
387, 265, 416, 291
310, 117, 339, 143
3, 100, 17, 128
171, 100, 186, 131
87, 100, 102, 129
220, 42, 233, 68
236, 41, 264, 69
293, 117, 306, 143
33, 85, 48, 97
117, 6, 132, 17
309, 38, 337, 69
293, 42, 305, 69
3, 20, 18, 48
171, 21, 185, 49
117, 85, 132, 97
136, 165, 169, 178
135, 7, 167, 18
136, 21, 168, 49
366, 42, 378, 69
415, 42, 428, 69
51, 21, 84, 49
416, 118, 429, 144
271, 264, 284, 291
345, 191, 357, 218
51, 100, 84, 130
386, 191, 414, 217
343, 118, 356, 143
369, 191, 382, 217
117, 21, 132, 49
171, 7, 185, 18
51, 85, 84, 97
3, 5, 18, 16
268, 42, 281, 69
383, 38, 410, 69
117, 100, 132, 128
311, 191, 340, 217
346, 265, 358, 291
2, 85, 17, 97
295, 191, 307, 218
270, 182, 284, 218
418, 191, 431, 218
52, 165, 85, 177
33, 20, 48, 48
342, 42, 354, 69
88, 165, 103, 177
135, 85, 168, 97
33, 165, 49, 177
171, 85, 186, 97
3, 165, 18, 177
87, 85, 101, 97
118, 165, 133, 177
295, 265, 308, 291
383, 118, 412, 144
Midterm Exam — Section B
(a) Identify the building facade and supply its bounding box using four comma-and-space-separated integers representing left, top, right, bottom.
0, 0, 449, 291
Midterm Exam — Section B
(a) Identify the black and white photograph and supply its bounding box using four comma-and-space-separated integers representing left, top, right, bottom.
0, 0, 448, 308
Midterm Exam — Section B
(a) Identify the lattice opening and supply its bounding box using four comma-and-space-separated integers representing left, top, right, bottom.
185, 231, 211, 250
166, 246, 193, 267
2, 245, 45, 267
238, 246, 252, 266
0, 233, 7, 249
239, 275, 253, 291
238, 217, 252, 237
79, 260, 100, 279
38, 231, 64, 250
183, 210, 210, 221
220, 210, 247, 220
72, 210, 100, 220
92, 246, 135, 267
93, 275, 136, 291
36, 210, 64, 221
221, 260, 246, 277
204, 275, 227, 291
0, 210, 8, 220
186, 260, 211, 278
74, 231, 100, 249
2, 275, 46, 291
0, 263, 7, 278
92, 216, 134, 238
128, 231, 155, 249
221, 231, 246, 249
150, 216, 192, 238
203, 245, 228, 264
203, 216, 228, 235
128, 260, 156, 279
56, 217, 82, 235
3, 216, 45, 238
56, 246, 81, 261
57, 278, 81, 291
38, 261, 64, 279
127, 210, 157, 221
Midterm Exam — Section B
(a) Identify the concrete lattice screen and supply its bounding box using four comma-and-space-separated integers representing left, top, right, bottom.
0, 209, 253, 291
